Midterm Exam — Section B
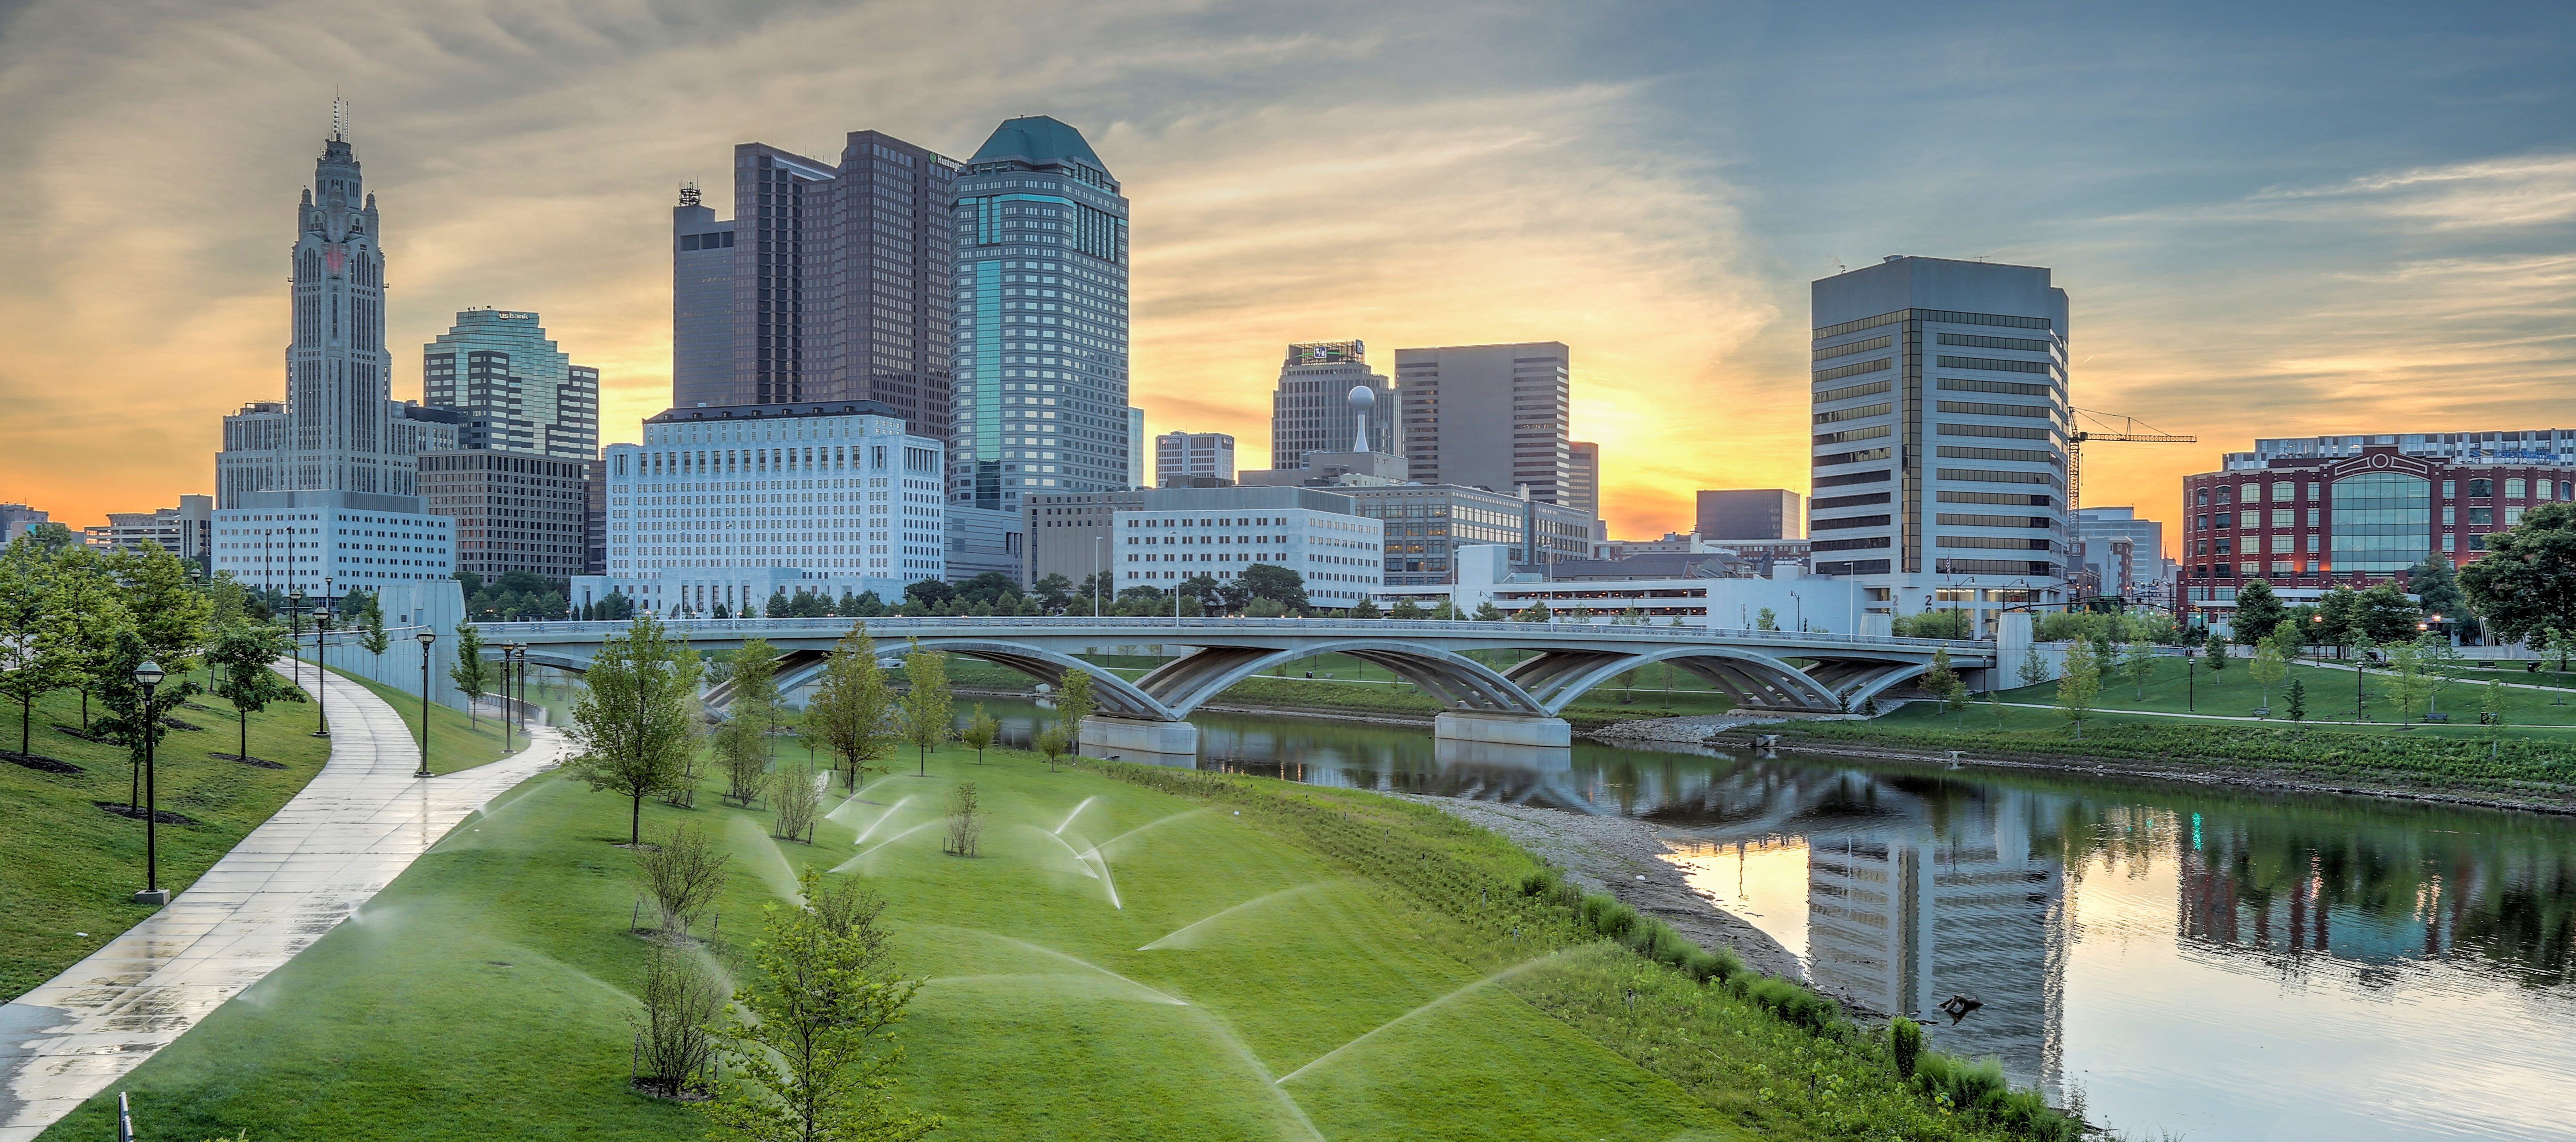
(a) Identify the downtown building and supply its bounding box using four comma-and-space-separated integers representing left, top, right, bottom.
946, 116, 1134, 514
2227, 429, 2576, 468
1113, 486, 1384, 609
1808, 256, 2069, 631
1394, 342, 1572, 503
672, 131, 960, 435
213, 123, 455, 595
2177, 446, 2576, 631
418, 308, 599, 584
1269, 341, 1395, 472
578, 402, 943, 617
1156, 431, 1237, 485
1696, 488, 1804, 541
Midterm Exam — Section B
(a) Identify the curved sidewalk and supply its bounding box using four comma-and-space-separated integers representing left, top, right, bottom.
0, 665, 571, 1141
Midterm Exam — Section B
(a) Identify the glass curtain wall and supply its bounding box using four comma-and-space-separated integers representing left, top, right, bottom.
2329, 472, 2430, 574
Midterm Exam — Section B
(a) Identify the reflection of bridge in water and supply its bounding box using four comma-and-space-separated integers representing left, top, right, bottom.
476, 615, 1992, 760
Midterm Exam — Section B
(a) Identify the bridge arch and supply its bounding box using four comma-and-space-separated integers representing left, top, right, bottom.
1502, 644, 1866, 715
1130, 640, 1552, 718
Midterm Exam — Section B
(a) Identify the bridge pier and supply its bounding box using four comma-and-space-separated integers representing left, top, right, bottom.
1078, 716, 1199, 768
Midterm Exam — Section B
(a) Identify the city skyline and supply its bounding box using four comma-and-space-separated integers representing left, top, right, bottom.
5, 2, 2573, 539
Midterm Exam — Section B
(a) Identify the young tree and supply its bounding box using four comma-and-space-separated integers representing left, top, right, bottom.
1033, 723, 1071, 772
2315, 585, 2363, 657
2408, 554, 2472, 632
2414, 633, 2468, 717
1348, 597, 1383, 618
772, 763, 820, 842
2383, 639, 2435, 725
1472, 601, 1506, 621
2124, 619, 2160, 700
207, 622, 302, 761
2056, 637, 2102, 740
2482, 678, 2509, 758
1516, 600, 1555, 623
804, 625, 896, 790
1755, 607, 1779, 631
898, 640, 952, 777
49, 548, 125, 733
104, 542, 215, 675
732, 638, 784, 752
2203, 629, 2229, 675
2357, 581, 2425, 644
716, 707, 771, 808
942, 782, 985, 857
957, 705, 999, 764
0, 544, 82, 756
2286, 677, 2307, 726
1920, 647, 1965, 725
2461, 502, 2576, 647
563, 614, 704, 846
92, 627, 202, 811
2248, 627, 2288, 715
633, 822, 732, 936
700, 868, 936, 1142
449, 621, 490, 728
2016, 645, 2054, 688
354, 591, 391, 657
2231, 580, 2288, 645
1988, 686, 2007, 728
633, 936, 724, 1099
2552, 626, 2576, 674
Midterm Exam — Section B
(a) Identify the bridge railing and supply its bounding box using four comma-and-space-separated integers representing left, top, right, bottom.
482, 615, 1991, 651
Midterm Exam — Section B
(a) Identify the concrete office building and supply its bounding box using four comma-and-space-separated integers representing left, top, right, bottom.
670, 131, 959, 437
418, 451, 590, 583
1373, 544, 1865, 632
1697, 489, 1803, 541
2072, 507, 2170, 601
1271, 341, 1395, 470
1809, 256, 2070, 629
1126, 408, 1147, 488
1, 504, 51, 544
217, 120, 445, 508
423, 309, 599, 461
1156, 432, 1236, 485
944, 505, 1025, 584
1568, 441, 1601, 532
584, 458, 608, 575
582, 401, 942, 615
1024, 490, 1146, 586
2227, 429, 2576, 468
1114, 486, 1383, 608
1395, 341, 1570, 502
212, 500, 453, 593
87, 495, 214, 563
1237, 442, 1593, 585
947, 116, 1132, 515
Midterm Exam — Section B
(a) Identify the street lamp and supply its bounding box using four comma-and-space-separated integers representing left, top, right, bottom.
287, 589, 306, 692
414, 631, 437, 779
132, 660, 168, 906
311, 579, 333, 738
497, 641, 514, 755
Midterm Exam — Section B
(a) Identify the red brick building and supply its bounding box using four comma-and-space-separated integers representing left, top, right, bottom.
2179, 446, 2576, 630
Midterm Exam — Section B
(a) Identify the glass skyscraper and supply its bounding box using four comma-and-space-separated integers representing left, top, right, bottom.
946, 116, 1130, 513
422, 308, 598, 460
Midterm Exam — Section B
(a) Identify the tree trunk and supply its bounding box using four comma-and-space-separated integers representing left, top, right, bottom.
631, 791, 643, 846
241, 708, 251, 761
19, 698, 30, 756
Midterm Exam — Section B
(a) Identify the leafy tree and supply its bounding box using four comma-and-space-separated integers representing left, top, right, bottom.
2461, 502, 2576, 646
2314, 586, 2362, 655
1030, 574, 1074, 611
2016, 645, 2053, 688
562, 614, 703, 846
17, 522, 78, 551
772, 762, 820, 841
1057, 669, 1095, 759
448, 622, 490, 729
804, 625, 896, 790
715, 700, 770, 808
207, 622, 302, 761
92, 627, 201, 810
633, 822, 732, 936
2554, 626, 2576, 673
1429, 601, 1459, 621
1472, 601, 1506, 621
1755, 607, 1779, 631
2383, 639, 2435, 725
346, 590, 389, 656
633, 935, 724, 1099
701, 869, 934, 1139
49, 548, 125, 732
106, 542, 214, 675
1237, 564, 1309, 612
731, 637, 784, 752
2356, 580, 2425, 644
2231, 580, 2288, 645
1388, 599, 1427, 620
2414, 633, 2468, 717
954, 572, 1021, 607
2482, 679, 2509, 757
1988, 687, 2006, 728
2249, 620, 2291, 713
2203, 629, 2229, 674
1920, 646, 1967, 726
1348, 597, 1383, 618
2124, 627, 2160, 700
1175, 574, 1224, 613
1515, 601, 1554, 623
942, 781, 985, 857
958, 705, 999, 764
1033, 723, 1071, 771
898, 640, 951, 777
2056, 637, 2102, 739
2407, 554, 2472, 634
0, 543, 86, 756
905, 579, 956, 609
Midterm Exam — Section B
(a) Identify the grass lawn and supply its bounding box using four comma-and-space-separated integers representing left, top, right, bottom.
1985, 655, 2576, 731
330, 666, 518, 775
39, 741, 2044, 1142
1, 670, 332, 1001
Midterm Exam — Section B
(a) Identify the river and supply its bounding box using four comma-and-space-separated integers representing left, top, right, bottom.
952, 696, 2576, 1142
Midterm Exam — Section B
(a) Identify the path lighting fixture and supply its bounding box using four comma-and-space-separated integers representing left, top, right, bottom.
312, 579, 334, 738
414, 631, 437, 779
132, 661, 168, 906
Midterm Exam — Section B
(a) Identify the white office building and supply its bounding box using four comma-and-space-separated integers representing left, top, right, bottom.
1155, 431, 1237, 485
1113, 485, 1382, 607
579, 401, 943, 615
1809, 256, 2070, 631
212, 494, 454, 595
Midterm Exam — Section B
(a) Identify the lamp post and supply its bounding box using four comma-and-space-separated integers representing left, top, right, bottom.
287, 589, 306, 693
497, 641, 514, 755
131, 661, 167, 906
414, 631, 437, 779
516, 643, 530, 734
2184, 644, 2196, 712
311, 578, 333, 738
1094, 536, 1106, 618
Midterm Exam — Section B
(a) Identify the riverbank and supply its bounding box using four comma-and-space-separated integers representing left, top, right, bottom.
1391, 793, 1808, 983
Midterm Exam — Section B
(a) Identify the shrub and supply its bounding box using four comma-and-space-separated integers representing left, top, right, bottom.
1890, 1016, 1924, 1078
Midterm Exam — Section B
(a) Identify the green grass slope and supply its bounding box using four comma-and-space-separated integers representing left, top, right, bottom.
1, 672, 332, 1001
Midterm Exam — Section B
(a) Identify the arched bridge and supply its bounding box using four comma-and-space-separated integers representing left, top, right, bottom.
479, 616, 1991, 757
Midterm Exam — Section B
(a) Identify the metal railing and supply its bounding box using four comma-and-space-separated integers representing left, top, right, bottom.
478, 614, 1992, 651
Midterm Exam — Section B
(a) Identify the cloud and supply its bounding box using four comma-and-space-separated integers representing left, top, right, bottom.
2249, 154, 2576, 230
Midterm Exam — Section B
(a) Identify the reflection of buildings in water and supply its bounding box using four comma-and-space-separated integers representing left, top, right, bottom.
2175, 823, 2473, 969
1803, 790, 2068, 1100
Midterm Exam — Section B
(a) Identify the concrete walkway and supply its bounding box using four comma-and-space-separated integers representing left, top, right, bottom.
0, 664, 571, 1142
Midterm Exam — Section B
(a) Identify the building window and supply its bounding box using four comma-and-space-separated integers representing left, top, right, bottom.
2443, 534, 2457, 552
2469, 507, 2494, 525
2468, 478, 2494, 497
2271, 482, 2293, 502
2508, 478, 2528, 498
2330, 471, 2431, 574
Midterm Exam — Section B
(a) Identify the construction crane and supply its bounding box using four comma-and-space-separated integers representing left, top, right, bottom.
2068, 408, 2195, 514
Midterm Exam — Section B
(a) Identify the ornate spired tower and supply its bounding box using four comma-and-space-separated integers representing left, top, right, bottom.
219, 104, 440, 508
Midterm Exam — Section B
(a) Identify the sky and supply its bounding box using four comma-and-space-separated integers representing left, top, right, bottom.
2, 0, 2572, 551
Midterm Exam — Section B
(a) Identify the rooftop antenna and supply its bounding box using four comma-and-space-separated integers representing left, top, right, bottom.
332, 94, 349, 142
679, 182, 702, 208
